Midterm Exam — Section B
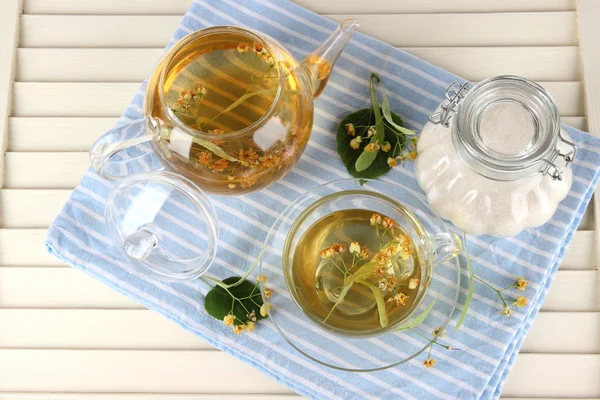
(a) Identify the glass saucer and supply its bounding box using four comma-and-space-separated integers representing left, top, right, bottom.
258, 178, 460, 372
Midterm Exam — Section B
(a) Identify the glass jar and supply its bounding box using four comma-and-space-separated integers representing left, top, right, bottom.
416, 76, 577, 237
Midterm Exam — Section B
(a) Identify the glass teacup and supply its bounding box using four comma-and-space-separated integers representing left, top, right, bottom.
260, 178, 462, 371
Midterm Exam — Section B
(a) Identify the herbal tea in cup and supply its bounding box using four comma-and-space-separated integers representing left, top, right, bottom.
274, 180, 461, 337
260, 179, 462, 368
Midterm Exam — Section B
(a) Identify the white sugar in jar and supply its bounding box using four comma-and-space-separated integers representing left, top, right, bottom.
415, 76, 577, 237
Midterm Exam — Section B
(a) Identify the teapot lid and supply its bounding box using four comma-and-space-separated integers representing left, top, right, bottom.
104, 171, 218, 281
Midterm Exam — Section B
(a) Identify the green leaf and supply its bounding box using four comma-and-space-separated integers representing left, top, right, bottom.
204, 276, 266, 325
381, 83, 416, 136
337, 108, 406, 179
357, 279, 388, 328
354, 74, 386, 172
395, 292, 441, 331
358, 179, 368, 186
455, 233, 473, 330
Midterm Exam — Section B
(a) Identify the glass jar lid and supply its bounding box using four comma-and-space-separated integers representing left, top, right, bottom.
432, 76, 576, 181
104, 171, 218, 281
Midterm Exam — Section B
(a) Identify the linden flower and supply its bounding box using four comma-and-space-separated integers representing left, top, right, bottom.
350, 136, 362, 150
385, 244, 399, 257
331, 243, 347, 254
378, 280, 387, 291
198, 86, 208, 96
260, 303, 272, 317
376, 253, 390, 267
387, 157, 398, 167
408, 278, 420, 290
228, 183, 236, 189
515, 277, 527, 291
423, 358, 436, 369
386, 275, 397, 288
264, 287, 273, 299
381, 141, 392, 153
405, 150, 418, 161
389, 292, 409, 306
367, 126, 376, 137
257, 274, 267, 284
359, 246, 369, 260
208, 129, 225, 135
514, 296, 527, 308
398, 248, 411, 261
320, 247, 334, 259
198, 151, 212, 166
381, 217, 396, 229
433, 326, 446, 337
370, 213, 382, 226
212, 158, 229, 173
245, 321, 256, 332
247, 311, 257, 322
238, 149, 260, 164
240, 176, 257, 188
232, 325, 244, 335
349, 242, 361, 254
223, 314, 236, 326
499, 306, 512, 318
345, 123, 356, 136
260, 154, 281, 169
364, 142, 380, 152
374, 265, 387, 277
399, 235, 410, 247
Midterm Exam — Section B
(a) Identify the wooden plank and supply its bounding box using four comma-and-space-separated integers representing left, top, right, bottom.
1, 309, 597, 353
8, 117, 116, 152
577, 0, 600, 310
0, 349, 293, 394
8, 116, 588, 153
4, 152, 89, 189
0, 229, 65, 266
19, 13, 578, 48
23, 0, 577, 15
0, 268, 142, 309
580, 202, 594, 230
502, 355, 600, 398
0, 349, 595, 397
0, 190, 71, 228
0, 0, 23, 188
16, 47, 581, 83
0, 267, 593, 311
11, 82, 584, 118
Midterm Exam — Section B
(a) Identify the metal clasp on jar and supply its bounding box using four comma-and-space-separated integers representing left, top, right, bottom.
429, 81, 471, 127
540, 132, 578, 181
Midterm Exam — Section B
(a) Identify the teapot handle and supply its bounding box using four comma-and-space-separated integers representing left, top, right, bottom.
89, 116, 164, 181
431, 233, 463, 267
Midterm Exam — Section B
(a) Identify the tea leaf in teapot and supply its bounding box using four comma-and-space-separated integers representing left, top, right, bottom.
204, 276, 266, 325
455, 234, 473, 330
337, 108, 405, 178
189, 136, 248, 166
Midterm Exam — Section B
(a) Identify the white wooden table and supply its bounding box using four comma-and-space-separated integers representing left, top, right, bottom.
1, 0, 599, 398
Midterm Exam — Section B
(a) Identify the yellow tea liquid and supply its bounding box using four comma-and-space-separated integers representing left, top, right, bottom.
145, 30, 314, 194
290, 209, 423, 335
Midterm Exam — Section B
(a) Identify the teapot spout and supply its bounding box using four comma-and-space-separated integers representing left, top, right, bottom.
301, 18, 359, 99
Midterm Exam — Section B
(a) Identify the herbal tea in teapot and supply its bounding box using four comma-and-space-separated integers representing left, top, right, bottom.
145, 29, 315, 194
290, 208, 423, 335
90, 21, 359, 195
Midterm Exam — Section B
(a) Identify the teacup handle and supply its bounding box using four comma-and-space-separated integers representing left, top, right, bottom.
89, 116, 163, 181
431, 233, 462, 266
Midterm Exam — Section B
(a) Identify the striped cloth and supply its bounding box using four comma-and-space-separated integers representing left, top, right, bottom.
45, 1, 600, 398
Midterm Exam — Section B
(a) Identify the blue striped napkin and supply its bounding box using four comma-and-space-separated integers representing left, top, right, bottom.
45, 0, 600, 398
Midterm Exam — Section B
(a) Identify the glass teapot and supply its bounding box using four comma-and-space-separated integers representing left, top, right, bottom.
89, 20, 359, 195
